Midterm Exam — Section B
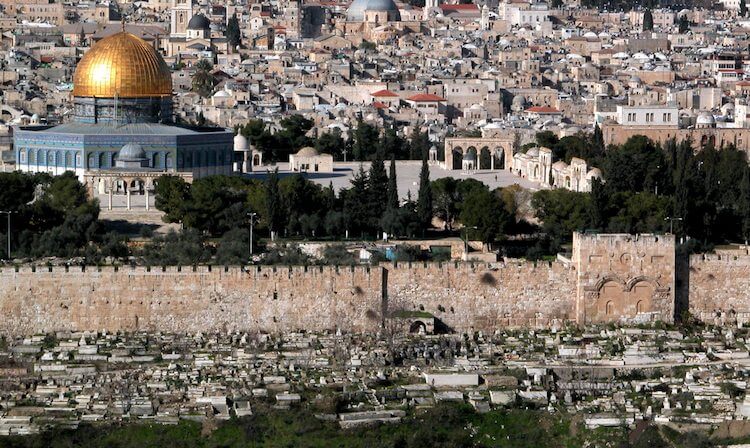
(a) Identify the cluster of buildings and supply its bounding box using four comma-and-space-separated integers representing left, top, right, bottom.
1, 325, 750, 435
5, 0, 750, 196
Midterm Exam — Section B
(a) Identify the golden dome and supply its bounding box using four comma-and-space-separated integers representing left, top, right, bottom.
72, 32, 172, 98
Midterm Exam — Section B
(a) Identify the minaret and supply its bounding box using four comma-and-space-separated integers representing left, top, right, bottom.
480, 4, 489, 30
170, 0, 194, 38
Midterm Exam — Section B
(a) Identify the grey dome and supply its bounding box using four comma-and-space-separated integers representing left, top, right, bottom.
347, 0, 401, 21
119, 143, 147, 161
188, 14, 211, 30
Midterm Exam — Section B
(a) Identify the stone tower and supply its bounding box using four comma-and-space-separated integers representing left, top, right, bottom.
423, 0, 440, 21
171, 0, 194, 38
480, 4, 489, 30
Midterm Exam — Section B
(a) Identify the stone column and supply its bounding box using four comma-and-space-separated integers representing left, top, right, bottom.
108, 188, 113, 210
145, 188, 150, 211
490, 154, 495, 171
126, 189, 131, 211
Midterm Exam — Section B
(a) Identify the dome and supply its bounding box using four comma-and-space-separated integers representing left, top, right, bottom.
188, 13, 211, 30
72, 32, 172, 98
526, 148, 540, 157
586, 167, 602, 179
296, 146, 319, 157
119, 143, 147, 161
696, 111, 716, 126
347, 0, 401, 21
234, 134, 248, 151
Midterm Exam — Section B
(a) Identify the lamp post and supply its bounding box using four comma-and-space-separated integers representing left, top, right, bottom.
665, 216, 683, 234
247, 212, 257, 258
0, 211, 12, 261
462, 225, 478, 261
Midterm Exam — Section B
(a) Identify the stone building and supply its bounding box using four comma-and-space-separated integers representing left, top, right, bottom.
289, 146, 333, 173
512, 147, 602, 192
13, 31, 233, 203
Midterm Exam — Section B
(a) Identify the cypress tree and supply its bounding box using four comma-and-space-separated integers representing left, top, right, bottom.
741, 166, 750, 243
643, 9, 654, 31
387, 155, 399, 210
368, 151, 388, 220
742, 0, 748, 18
416, 153, 433, 234
226, 14, 241, 49
266, 168, 282, 238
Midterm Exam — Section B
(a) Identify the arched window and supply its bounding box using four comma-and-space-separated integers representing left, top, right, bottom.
75, 153, 81, 168
29, 150, 36, 164
166, 153, 174, 169
88, 153, 96, 169
65, 152, 73, 167
606, 301, 614, 315
98, 152, 106, 169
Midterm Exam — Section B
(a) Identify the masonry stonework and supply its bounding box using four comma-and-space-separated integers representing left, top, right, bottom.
2, 234, 749, 335
573, 233, 676, 325
687, 248, 750, 325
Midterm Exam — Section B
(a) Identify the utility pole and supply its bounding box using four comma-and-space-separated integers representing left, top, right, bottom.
0, 211, 12, 261
247, 212, 257, 258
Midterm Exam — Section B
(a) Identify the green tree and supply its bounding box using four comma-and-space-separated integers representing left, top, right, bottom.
416, 155, 433, 233
532, 189, 592, 248
226, 14, 241, 49
191, 58, 215, 98
343, 165, 371, 237
643, 9, 654, 31
154, 175, 190, 224
352, 120, 379, 161
387, 155, 399, 210
741, 166, 750, 243
215, 228, 249, 265
432, 177, 460, 230
678, 15, 690, 33
315, 129, 346, 159
408, 126, 430, 160
265, 168, 283, 238
368, 152, 389, 225
459, 189, 511, 246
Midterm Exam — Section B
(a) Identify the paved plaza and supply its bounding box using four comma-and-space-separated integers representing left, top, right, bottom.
245, 161, 542, 199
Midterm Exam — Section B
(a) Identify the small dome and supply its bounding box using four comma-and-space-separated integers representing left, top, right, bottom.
526, 147, 540, 157
296, 146, 319, 157
119, 143, 147, 161
347, 0, 401, 21
234, 134, 248, 151
188, 14, 211, 30
696, 111, 716, 126
586, 167, 602, 179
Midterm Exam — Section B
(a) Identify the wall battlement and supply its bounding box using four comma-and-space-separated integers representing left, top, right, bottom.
0, 234, 749, 335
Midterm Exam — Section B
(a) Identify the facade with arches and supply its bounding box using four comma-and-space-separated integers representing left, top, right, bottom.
442, 136, 514, 171
572, 233, 675, 325
13, 126, 233, 185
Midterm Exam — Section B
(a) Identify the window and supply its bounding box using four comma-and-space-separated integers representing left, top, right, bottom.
20, 150, 26, 163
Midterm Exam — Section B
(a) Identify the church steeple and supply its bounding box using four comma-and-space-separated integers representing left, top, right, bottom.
170, 0, 194, 38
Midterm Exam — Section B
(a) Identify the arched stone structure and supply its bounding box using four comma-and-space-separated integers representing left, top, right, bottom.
444, 137, 514, 171
573, 233, 676, 325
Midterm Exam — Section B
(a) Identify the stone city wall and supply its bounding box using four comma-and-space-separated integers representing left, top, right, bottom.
384, 261, 577, 331
0, 265, 384, 336
0, 260, 578, 335
2, 237, 749, 336
687, 249, 750, 325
